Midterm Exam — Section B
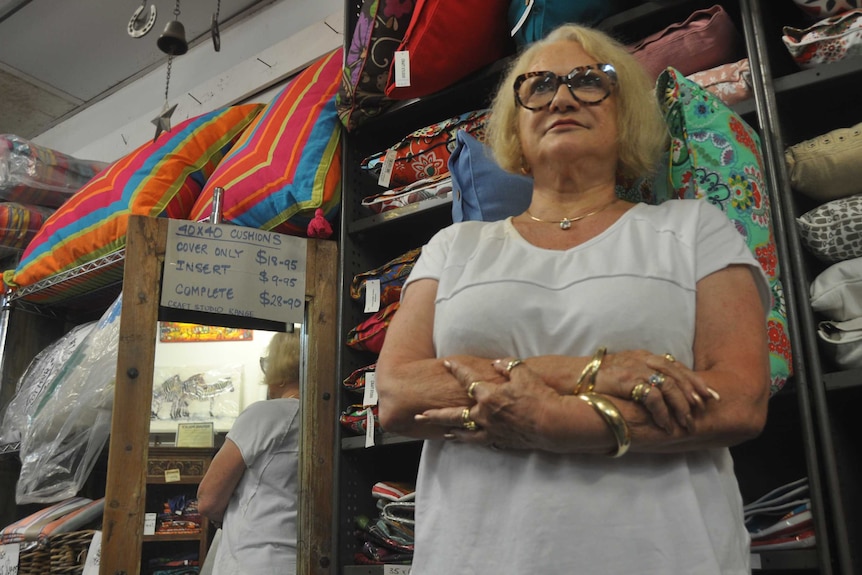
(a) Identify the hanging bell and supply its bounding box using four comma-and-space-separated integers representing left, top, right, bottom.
157, 19, 188, 55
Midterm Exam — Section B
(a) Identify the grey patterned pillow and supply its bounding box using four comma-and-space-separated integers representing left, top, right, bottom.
797, 193, 862, 262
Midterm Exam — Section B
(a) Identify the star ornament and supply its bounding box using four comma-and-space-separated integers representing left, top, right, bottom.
151, 102, 178, 142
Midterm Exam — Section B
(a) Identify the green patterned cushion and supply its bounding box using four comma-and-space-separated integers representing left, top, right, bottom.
657, 67, 792, 396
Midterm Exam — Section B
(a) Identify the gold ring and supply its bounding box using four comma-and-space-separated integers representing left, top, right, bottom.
664, 353, 676, 363
631, 382, 652, 403
467, 380, 482, 399
505, 359, 524, 374
461, 407, 479, 431
648, 372, 666, 388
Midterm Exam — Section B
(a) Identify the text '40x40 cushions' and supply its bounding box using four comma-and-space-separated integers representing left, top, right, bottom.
190, 48, 343, 236
658, 67, 792, 395
2, 104, 263, 291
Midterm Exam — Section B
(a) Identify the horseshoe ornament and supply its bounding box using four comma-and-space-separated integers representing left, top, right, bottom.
128, 4, 157, 38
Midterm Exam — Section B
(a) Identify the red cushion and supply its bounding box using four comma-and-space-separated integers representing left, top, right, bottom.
384, 0, 513, 100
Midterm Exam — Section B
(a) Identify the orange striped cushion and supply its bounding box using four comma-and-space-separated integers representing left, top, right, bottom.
2, 104, 263, 291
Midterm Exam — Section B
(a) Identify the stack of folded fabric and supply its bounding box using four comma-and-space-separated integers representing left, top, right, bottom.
744, 477, 815, 551
352, 481, 415, 565
156, 493, 202, 534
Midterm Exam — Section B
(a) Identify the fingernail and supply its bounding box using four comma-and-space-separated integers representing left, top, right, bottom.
443, 359, 452, 369
686, 414, 694, 429
665, 424, 674, 435
677, 414, 691, 430
707, 387, 721, 401
443, 433, 456, 440
691, 392, 705, 408
414, 414, 428, 421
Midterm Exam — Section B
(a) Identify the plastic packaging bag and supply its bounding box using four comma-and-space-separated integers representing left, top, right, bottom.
0, 321, 95, 446
16, 293, 122, 503
0, 134, 109, 208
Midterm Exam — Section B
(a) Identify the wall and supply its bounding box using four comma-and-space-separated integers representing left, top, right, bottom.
33, 0, 343, 162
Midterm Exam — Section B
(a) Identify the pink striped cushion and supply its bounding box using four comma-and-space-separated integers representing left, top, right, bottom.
190, 48, 343, 236
2, 104, 262, 291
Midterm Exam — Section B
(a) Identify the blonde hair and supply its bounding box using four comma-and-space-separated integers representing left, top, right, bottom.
264, 331, 301, 388
486, 23, 668, 180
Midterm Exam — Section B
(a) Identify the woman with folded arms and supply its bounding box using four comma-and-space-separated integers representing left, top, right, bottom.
376, 23, 770, 575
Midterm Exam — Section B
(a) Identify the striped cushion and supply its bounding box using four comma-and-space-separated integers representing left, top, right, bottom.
190, 48, 343, 236
0, 135, 109, 208
2, 104, 263, 291
0, 201, 53, 251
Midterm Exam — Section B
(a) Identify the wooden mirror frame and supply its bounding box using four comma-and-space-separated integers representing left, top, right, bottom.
99, 215, 337, 575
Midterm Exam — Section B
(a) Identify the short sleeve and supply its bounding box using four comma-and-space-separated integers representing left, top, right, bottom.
695, 201, 771, 315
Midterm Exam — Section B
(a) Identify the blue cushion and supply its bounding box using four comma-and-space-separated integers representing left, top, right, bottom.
449, 130, 533, 222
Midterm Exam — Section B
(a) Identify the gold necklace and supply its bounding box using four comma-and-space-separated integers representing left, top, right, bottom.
526, 198, 619, 230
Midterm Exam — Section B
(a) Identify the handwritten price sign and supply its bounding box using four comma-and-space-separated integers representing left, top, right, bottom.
162, 221, 307, 324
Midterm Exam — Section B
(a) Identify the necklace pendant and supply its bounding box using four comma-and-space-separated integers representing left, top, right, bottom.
559, 218, 572, 230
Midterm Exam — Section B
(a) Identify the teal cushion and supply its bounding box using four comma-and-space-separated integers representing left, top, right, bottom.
508, 0, 639, 47
658, 67, 792, 395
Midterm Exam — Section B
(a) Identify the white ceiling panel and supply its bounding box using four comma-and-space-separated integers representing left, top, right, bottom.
0, 0, 272, 139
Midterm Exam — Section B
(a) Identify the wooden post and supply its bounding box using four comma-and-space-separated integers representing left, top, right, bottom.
100, 215, 164, 575
99, 216, 338, 574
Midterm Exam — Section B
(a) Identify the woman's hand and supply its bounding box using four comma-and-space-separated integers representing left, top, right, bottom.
415, 358, 560, 451
588, 350, 718, 433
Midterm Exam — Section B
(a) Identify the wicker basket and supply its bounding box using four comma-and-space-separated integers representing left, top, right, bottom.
18, 546, 50, 575
18, 529, 96, 575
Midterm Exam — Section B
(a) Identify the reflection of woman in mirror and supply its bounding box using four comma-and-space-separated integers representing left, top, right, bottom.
198, 330, 301, 574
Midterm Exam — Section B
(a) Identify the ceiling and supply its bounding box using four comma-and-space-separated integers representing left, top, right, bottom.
0, 0, 273, 140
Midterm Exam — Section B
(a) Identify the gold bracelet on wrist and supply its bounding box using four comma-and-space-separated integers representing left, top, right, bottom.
574, 346, 607, 395
578, 392, 631, 458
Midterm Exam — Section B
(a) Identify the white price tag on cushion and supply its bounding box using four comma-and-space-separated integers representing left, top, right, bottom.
364, 408, 376, 448
393, 50, 411, 87
364, 279, 381, 313
378, 149, 397, 188
362, 371, 378, 406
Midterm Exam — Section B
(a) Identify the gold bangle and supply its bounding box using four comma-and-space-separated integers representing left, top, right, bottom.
578, 392, 631, 457
574, 346, 607, 395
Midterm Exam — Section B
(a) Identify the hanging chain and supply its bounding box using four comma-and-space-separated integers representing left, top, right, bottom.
215, 0, 221, 20
164, 55, 173, 102
174, 0, 181, 19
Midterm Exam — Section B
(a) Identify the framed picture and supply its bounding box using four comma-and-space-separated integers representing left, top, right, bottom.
159, 322, 254, 343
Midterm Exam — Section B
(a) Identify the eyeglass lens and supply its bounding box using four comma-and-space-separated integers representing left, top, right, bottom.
516, 66, 614, 109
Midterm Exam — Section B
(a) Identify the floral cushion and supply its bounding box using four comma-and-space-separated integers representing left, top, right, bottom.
797, 193, 862, 262
658, 67, 793, 395
792, 0, 862, 18
360, 109, 488, 188
782, 9, 862, 69
361, 174, 452, 214
346, 301, 400, 354
686, 58, 753, 106
337, 0, 416, 132
350, 248, 421, 308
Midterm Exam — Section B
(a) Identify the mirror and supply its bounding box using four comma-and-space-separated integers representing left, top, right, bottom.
145, 320, 304, 574
99, 216, 337, 575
